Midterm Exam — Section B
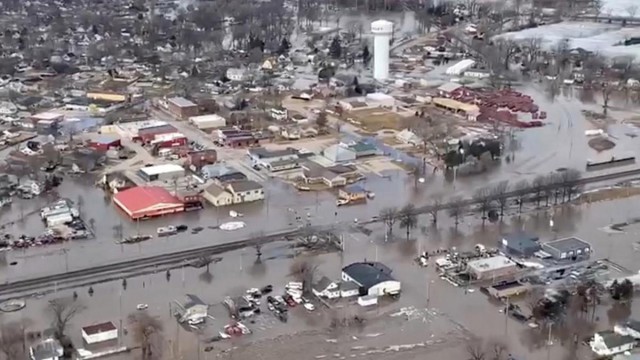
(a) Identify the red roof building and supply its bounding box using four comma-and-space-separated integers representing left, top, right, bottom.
113, 186, 184, 220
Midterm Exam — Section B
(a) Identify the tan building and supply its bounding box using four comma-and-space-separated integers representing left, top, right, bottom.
167, 97, 199, 119
467, 256, 518, 280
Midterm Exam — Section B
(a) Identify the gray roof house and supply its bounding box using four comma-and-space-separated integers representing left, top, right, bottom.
200, 163, 247, 182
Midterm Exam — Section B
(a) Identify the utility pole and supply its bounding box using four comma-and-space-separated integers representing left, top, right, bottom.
118, 289, 123, 346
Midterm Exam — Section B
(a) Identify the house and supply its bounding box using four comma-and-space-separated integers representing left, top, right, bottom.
291, 113, 309, 124
437, 82, 463, 97
312, 276, 340, 299
202, 180, 264, 207
339, 184, 367, 202
324, 144, 356, 163
590, 330, 635, 357
30, 338, 63, 360
396, 129, 421, 146
200, 163, 247, 182
81, 321, 118, 348
542, 237, 591, 261
226, 68, 248, 82
247, 147, 300, 172
340, 281, 360, 298
615, 320, 640, 339
176, 294, 208, 323
348, 141, 379, 158
342, 262, 401, 297
301, 162, 348, 188
270, 108, 288, 121
499, 233, 541, 257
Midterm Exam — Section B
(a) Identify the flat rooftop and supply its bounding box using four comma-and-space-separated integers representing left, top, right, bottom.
467, 255, 516, 272
543, 237, 591, 253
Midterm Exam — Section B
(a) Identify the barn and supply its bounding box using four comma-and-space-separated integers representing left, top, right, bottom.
113, 186, 184, 220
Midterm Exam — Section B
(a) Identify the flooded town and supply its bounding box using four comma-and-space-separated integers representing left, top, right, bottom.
2, 0, 640, 359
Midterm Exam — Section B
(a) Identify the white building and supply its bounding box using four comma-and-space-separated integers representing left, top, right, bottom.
81, 321, 118, 345
138, 164, 185, 182
189, 114, 226, 130
30, 338, 63, 360
445, 59, 476, 76
466, 256, 518, 280
371, 20, 393, 81
312, 276, 341, 299
227, 180, 265, 203
365, 93, 395, 107
226, 68, 248, 82
342, 262, 401, 297
590, 330, 635, 357
614, 320, 640, 339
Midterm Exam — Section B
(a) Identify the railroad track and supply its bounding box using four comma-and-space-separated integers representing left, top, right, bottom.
2, 167, 639, 301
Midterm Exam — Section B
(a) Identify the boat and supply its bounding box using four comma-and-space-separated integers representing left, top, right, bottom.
136, 304, 148, 310
219, 221, 245, 231
366, 192, 375, 199
157, 226, 177, 236
336, 198, 350, 206
229, 210, 243, 218
120, 235, 152, 244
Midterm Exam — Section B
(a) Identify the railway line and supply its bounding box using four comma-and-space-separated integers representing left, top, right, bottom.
2, 167, 640, 301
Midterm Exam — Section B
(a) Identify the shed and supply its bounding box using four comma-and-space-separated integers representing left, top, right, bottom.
500, 233, 540, 257
81, 321, 118, 345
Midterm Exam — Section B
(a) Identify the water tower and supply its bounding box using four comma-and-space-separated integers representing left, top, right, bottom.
371, 19, 393, 81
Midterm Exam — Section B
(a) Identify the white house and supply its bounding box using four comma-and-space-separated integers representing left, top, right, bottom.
21, 180, 45, 195
342, 262, 401, 297
312, 276, 340, 299
227, 180, 265, 204
590, 330, 636, 357
81, 321, 118, 345
615, 320, 640, 339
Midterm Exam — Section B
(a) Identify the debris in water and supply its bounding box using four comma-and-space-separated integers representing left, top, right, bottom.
220, 221, 246, 231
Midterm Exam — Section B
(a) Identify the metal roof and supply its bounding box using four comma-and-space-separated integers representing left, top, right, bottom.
542, 237, 590, 253
342, 262, 395, 289
139, 164, 184, 176
168, 97, 196, 108
113, 186, 182, 214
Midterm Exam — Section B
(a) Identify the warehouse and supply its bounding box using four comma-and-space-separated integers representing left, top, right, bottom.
87, 134, 121, 152
542, 237, 591, 261
189, 114, 227, 130
432, 97, 480, 120
137, 124, 179, 143
341, 262, 401, 297
467, 255, 518, 280
138, 164, 185, 182
167, 97, 199, 119
113, 186, 184, 220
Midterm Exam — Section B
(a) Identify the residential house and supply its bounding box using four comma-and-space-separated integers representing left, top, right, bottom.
348, 141, 379, 158
340, 281, 360, 298
30, 338, 63, 360
302, 162, 348, 188
202, 180, 264, 207
339, 184, 367, 202
200, 163, 247, 182
615, 320, 640, 339
312, 276, 341, 299
247, 147, 301, 172
590, 330, 635, 357
341, 262, 401, 297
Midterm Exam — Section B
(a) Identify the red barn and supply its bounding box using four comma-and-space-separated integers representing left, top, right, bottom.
113, 186, 184, 220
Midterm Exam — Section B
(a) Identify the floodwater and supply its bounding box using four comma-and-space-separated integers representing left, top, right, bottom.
5, 196, 640, 359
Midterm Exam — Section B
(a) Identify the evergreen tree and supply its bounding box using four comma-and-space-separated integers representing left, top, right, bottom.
329, 36, 342, 59
362, 45, 370, 65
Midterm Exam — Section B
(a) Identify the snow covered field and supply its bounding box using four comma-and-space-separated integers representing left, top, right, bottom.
602, 0, 639, 17
499, 22, 640, 58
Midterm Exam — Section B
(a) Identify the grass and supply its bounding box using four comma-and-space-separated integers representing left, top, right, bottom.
350, 108, 403, 132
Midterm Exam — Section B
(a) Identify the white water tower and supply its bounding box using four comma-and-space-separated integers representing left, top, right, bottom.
371, 19, 393, 81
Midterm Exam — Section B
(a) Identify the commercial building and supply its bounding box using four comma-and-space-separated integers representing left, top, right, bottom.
200, 163, 246, 182
137, 124, 178, 143
487, 281, 531, 299
167, 97, 199, 119
499, 233, 540, 257
542, 237, 591, 260
432, 97, 480, 121
247, 147, 301, 172
87, 134, 121, 152
150, 133, 188, 149
202, 180, 264, 207
341, 262, 401, 297
81, 321, 118, 348
339, 184, 367, 202
590, 330, 635, 357
466, 255, 518, 280
189, 114, 226, 130
113, 186, 184, 220
301, 162, 349, 188
186, 149, 217, 171
324, 144, 357, 163
138, 164, 185, 182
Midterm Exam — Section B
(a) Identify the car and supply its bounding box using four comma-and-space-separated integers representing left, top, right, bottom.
136, 304, 148, 310
266, 296, 276, 304
176, 225, 188, 232
261, 285, 273, 294
303, 303, 315, 311
267, 303, 275, 311
192, 227, 204, 232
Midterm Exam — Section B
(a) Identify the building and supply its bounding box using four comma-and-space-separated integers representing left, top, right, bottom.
340, 281, 360, 298
339, 185, 367, 202
542, 237, 591, 260
466, 256, 518, 280
113, 186, 184, 220
464, 69, 491, 78
202, 180, 264, 207
150, 133, 188, 150
30, 338, 63, 360
445, 59, 476, 76
437, 82, 464, 97
312, 276, 341, 299
615, 320, 640, 339
499, 233, 540, 257
167, 97, 199, 119
81, 321, 118, 348
87, 134, 121, 151
341, 262, 401, 297
371, 20, 393, 80
189, 114, 226, 130
396, 129, 421, 146
200, 163, 247, 182
432, 98, 480, 121
226, 68, 248, 82
186, 150, 217, 171
176, 294, 208, 323
137, 124, 178, 143
138, 164, 185, 182
324, 144, 357, 163
247, 147, 300, 172
349, 141, 380, 158
590, 330, 635, 357
302, 162, 348, 188
487, 281, 531, 299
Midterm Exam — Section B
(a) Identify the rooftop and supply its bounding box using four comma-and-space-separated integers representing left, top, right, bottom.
344, 184, 366, 194
467, 255, 516, 272
139, 164, 184, 176
342, 262, 395, 289
227, 180, 263, 193
91, 134, 121, 145
201, 163, 243, 178
596, 330, 635, 349
31, 338, 63, 360
248, 147, 298, 159
204, 182, 228, 197
113, 186, 182, 213
543, 237, 591, 253
168, 97, 197, 108
82, 321, 117, 335
437, 82, 463, 93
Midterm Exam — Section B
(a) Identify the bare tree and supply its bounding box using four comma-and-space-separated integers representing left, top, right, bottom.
560, 168, 582, 202
466, 339, 486, 360
428, 194, 443, 224
602, 82, 614, 116
0, 322, 27, 360
380, 207, 398, 238
399, 204, 418, 240
487, 338, 509, 360
289, 257, 318, 294
448, 196, 467, 228
473, 187, 494, 226
128, 312, 163, 360
490, 181, 509, 218
48, 297, 86, 339
531, 175, 546, 207
626, 5, 638, 18
514, 180, 530, 214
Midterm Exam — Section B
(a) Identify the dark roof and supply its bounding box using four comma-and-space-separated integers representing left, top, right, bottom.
313, 276, 335, 291
82, 321, 116, 335
227, 180, 263, 193
342, 262, 395, 289
623, 319, 640, 332
340, 281, 360, 291
501, 233, 540, 253
491, 281, 524, 291
344, 184, 366, 194
249, 147, 298, 159
598, 331, 635, 348
138, 124, 177, 137
543, 237, 590, 253
184, 294, 206, 309
349, 141, 377, 153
